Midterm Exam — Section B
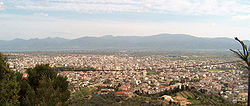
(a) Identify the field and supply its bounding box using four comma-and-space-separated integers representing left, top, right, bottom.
176, 91, 202, 105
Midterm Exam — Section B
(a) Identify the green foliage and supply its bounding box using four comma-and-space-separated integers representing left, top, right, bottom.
190, 89, 232, 105
71, 87, 96, 99
19, 64, 70, 105
0, 53, 20, 106
69, 90, 164, 106
27, 64, 57, 90
147, 70, 159, 75
69, 87, 97, 105
16, 72, 34, 105
189, 100, 201, 104
69, 87, 232, 106
69, 87, 165, 106
140, 86, 233, 105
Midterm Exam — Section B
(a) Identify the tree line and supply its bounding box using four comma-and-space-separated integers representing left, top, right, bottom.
0, 53, 70, 105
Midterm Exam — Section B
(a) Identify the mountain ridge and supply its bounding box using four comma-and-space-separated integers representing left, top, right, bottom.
0, 34, 249, 51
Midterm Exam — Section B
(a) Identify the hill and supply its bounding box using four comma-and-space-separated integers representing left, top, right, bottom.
0, 34, 249, 51
68, 87, 235, 106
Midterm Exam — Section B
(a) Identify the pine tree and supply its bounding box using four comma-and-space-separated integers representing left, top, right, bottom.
0, 53, 20, 105
24, 64, 70, 105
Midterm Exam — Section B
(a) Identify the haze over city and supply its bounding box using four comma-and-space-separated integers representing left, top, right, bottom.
0, 0, 250, 40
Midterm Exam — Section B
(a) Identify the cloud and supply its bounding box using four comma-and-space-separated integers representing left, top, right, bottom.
33, 13, 49, 17
232, 14, 250, 21
0, 2, 5, 10
210, 22, 217, 27
8, 0, 250, 16
0, 14, 250, 40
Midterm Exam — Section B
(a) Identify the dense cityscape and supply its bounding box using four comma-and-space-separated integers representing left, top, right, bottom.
1, 0, 250, 105
4, 51, 248, 105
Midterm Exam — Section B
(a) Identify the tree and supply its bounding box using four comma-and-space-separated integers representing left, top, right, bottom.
23, 64, 70, 105
0, 53, 20, 105
230, 37, 250, 105
0, 53, 70, 105
16, 72, 37, 105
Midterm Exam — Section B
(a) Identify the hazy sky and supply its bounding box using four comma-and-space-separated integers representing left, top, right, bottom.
0, 0, 250, 40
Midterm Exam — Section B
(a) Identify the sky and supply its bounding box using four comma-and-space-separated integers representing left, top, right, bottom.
0, 0, 250, 40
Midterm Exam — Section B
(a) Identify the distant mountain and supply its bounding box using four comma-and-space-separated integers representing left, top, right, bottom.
0, 37, 69, 51
0, 34, 249, 51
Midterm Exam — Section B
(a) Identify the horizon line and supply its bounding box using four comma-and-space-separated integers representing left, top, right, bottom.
1, 33, 248, 41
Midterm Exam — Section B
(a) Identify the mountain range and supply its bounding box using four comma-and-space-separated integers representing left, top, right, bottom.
0, 34, 249, 51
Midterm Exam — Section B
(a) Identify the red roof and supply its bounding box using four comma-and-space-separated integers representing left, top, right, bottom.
115, 90, 133, 95
168, 85, 176, 88
119, 86, 128, 89
123, 90, 133, 92
115, 91, 126, 95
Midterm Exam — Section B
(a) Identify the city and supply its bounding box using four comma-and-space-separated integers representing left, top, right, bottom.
4, 51, 248, 105
1, 0, 250, 105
